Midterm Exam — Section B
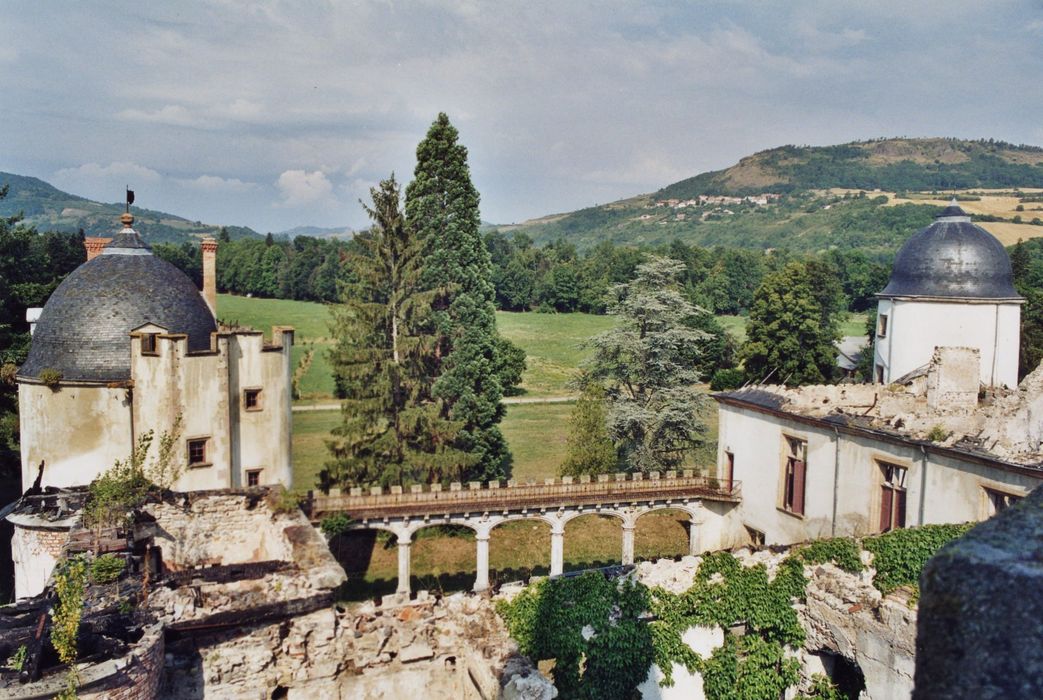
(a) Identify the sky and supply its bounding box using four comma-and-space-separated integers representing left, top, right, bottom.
2, 1, 1042, 233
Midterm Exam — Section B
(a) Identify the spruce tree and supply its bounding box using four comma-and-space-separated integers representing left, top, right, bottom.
740, 261, 841, 385
325, 175, 475, 487
586, 256, 709, 472
405, 113, 518, 481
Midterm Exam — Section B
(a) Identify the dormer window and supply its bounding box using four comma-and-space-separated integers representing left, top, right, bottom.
141, 334, 158, 355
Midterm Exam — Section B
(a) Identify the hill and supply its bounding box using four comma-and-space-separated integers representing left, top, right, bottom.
275, 225, 354, 241
0, 171, 261, 244
503, 138, 1043, 254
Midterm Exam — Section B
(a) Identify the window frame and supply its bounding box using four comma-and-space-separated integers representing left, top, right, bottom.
982, 486, 1022, 518
246, 469, 262, 487
877, 459, 909, 532
243, 387, 263, 412
779, 434, 807, 517
187, 437, 211, 468
877, 313, 889, 339
140, 333, 159, 356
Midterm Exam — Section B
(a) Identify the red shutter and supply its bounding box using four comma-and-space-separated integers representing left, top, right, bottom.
880, 486, 893, 532
895, 489, 907, 529
792, 460, 805, 515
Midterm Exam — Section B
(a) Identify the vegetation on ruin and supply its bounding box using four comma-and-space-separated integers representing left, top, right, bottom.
319, 513, 353, 539
862, 522, 975, 596
88, 554, 126, 585
795, 537, 864, 573
496, 572, 655, 699
52, 556, 88, 698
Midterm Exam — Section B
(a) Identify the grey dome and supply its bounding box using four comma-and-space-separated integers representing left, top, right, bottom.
18, 226, 216, 383
879, 203, 1020, 300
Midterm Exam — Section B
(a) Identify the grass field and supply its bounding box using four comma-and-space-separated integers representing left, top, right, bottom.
719, 312, 867, 344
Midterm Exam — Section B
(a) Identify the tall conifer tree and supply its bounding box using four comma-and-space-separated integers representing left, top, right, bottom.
405, 113, 514, 481
325, 175, 475, 487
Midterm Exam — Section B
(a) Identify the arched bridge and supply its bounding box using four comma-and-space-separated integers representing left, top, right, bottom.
306, 470, 741, 594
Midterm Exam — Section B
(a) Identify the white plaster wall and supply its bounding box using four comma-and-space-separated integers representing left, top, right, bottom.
874, 299, 1020, 387
131, 334, 233, 491
638, 625, 724, 700
11, 526, 61, 600
717, 404, 1042, 546
17, 383, 132, 489
231, 331, 294, 489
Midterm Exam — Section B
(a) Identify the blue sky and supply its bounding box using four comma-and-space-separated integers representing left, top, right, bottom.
2, 1, 1041, 232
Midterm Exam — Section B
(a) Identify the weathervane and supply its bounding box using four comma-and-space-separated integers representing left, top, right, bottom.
126, 186, 135, 213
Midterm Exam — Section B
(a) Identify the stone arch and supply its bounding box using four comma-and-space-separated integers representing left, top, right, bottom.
632, 506, 694, 562
400, 520, 479, 595
488, 514, 554, 583
562, 509, 626, 572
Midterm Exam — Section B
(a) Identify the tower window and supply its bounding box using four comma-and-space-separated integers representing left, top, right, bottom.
875, 364, 885, 384
187, 438, 210, 467
246, 469, 262, 487
140, 334, 158, 355
244, 388, 262, 411
877, 314, 888, 338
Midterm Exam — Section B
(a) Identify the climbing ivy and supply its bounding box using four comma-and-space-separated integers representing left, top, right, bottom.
648, 551, 807, 692
795, 537, 864, 573
862, 522, 974, 595
496, 572, 655, 699
702, 634, 801, 700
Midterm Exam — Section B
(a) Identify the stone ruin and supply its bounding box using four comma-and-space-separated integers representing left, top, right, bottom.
0, 488, 551, 699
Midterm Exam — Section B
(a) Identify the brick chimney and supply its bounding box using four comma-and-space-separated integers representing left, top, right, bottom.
84, 237, 112, 261
201, 237, 218, 316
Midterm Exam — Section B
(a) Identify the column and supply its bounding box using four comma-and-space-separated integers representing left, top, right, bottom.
689, 504, 706, 556
550, 526, 565, 576
397, 535, 412, 595
621, 523, 636, 565
474, 532, 491, 592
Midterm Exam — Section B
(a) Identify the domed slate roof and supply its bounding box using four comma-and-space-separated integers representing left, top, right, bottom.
879, 201, 1021, 300
18, 218, 217, 383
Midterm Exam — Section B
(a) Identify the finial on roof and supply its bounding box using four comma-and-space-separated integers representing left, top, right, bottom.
120, 212, 134, 228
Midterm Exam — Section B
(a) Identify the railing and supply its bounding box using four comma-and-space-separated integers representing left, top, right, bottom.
307, 470, 741, 521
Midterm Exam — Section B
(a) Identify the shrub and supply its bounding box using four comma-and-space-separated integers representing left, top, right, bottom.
269, 488, 306, 514
39, 367, 62, 388
90, 554, 126, 584
925, 424, 949, 442
320, 513, 353, 539
710, 368, 746, 391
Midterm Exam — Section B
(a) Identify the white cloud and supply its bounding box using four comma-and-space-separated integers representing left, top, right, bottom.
175, 174, 258, 192
276, 169, 333, 206
117, 104, 206, 128
55, 161, 162, 182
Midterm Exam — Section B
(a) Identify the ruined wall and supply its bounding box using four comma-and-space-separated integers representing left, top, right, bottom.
632, 549, 918, 700
160, 594, 536, 700
8, 521, 70, 600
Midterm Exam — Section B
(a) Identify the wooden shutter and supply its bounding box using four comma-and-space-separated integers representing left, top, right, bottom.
880, 486, 893, 532
791, 459, 805, 515
895, 489, 907, 529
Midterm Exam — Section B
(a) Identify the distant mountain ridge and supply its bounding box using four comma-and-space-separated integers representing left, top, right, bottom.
274, 225, 354, 240
503, 137, 1043, 253
0, 171, 261, 244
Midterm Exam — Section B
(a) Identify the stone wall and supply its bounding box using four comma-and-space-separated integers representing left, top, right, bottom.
8, 520, 71, 599
160, 592, 548, 699
632, 547, 918, 700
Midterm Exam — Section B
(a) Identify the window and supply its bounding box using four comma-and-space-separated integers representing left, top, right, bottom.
878, 461, 907, 532
877, 314, 888, 338
875, 364, 885, 384
724, 451, 735, 489
244, 388, 262, 411
984, 487, 1021, 517
187, 438, 210, 467
745, 525, 766, 546
141, 333, 158, 355
782, 436, 807, 516
246, 469, 262, 487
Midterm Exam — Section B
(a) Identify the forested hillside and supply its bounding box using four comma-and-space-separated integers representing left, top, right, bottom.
0, 172, 260, 244
506, 138, 1043, 251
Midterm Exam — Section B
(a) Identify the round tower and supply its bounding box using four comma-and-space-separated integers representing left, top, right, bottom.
15, 212, 217, 489
873, 201, 1023, 387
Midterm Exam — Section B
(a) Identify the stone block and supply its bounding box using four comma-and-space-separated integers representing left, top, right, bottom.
506, 479, 517, 488
597, 474, 609, 483
632, 472, 644, 481
488, 481, 501, 489
450, 482, 462, 492
430, 483, 442, 492
399, 641, 435, 663
579, 475, 591, 484
665, 470, 676, 479
328, 488, 341, 498
410, 485, 423, 494
391, 485, 403, 495
914, 485, 1043, 699
649, 471, 660, 480
350, 487, 362, 497
562, 476, 573, 485
370, 486, 383, 496
615, 472, 628, 481
469, 481, 482, 490
683, 469, 694, 478
544, 478, 556, 485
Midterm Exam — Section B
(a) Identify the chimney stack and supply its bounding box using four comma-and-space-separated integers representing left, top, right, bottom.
201, 237, 218, 316
84, 237, 112, 261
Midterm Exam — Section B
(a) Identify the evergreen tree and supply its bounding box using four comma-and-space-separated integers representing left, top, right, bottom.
740, 261, 841, 385
559, 383, 617, 476
404, 113, 521, 480
585, 256, 708, 472
325, 176, 475, 487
